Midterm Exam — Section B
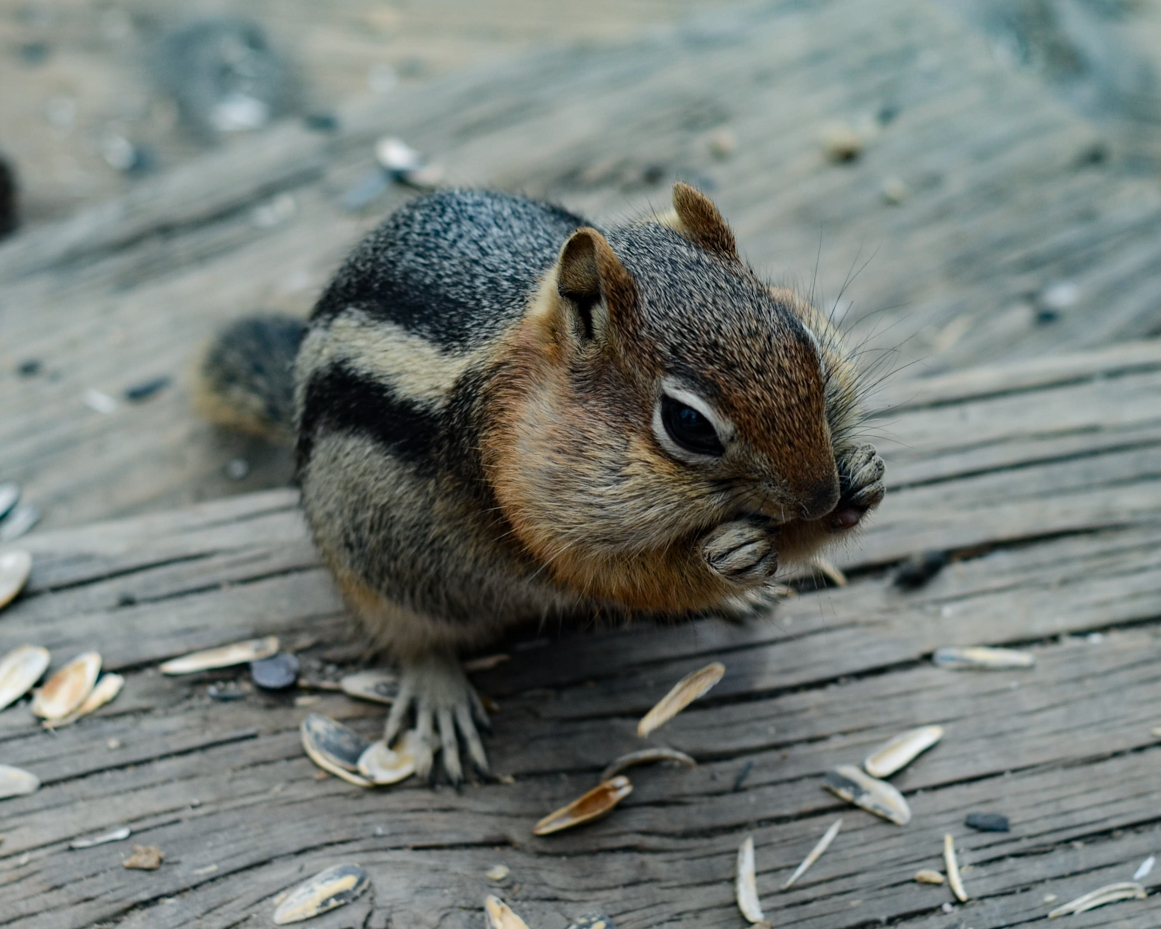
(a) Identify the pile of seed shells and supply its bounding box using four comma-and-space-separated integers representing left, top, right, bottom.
1, 542, 126, 802
1, 645, 119, 717
300, 713, 419, 787
157, 637, 430, 789
290, 658, 720, 815
0, 639, 126, 798
256, 661, 727, 924
160, 645, 707, 925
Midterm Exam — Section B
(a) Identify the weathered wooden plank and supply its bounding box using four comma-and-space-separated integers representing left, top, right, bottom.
2, 673, 1158, 928
5, 615, 1158, 823
4, 0, 1161, 529
2, 341, 1161, 928
874, 340, 1161, 411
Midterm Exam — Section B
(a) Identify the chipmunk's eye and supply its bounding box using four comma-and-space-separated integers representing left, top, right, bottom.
660, 394, 725, 456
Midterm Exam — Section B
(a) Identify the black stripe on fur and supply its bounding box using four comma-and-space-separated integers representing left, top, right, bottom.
297, 364, 440, 473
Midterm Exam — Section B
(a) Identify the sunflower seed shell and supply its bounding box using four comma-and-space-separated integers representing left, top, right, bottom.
339, 670, 398, 704
48, 672, 125, 727
463, 653, 510, 672
824, 765, 911, 825
0, 644, 50, 711
944, 833, 968, 902
70, 826, 131, 849
0, 763, 39, 798
932, 646, 1035, 670
273, 863, 370, 924
32, 652, 101, 720
600, 747, 696, 781
811, 557, 848, 586
160, 636, 279, 674
375, 137, 425, 173
532, 776, 633, 836
0, 482, 18, 521
357, 731, 419, 785
637, 662, 725, 737
783, 818, 842, 889
484, 895, 532, 929
0, 503, 41, 542
735, 836, 768, 925
0, 549, 32, 610
301, 713, 372, 786
1047, 881, 1145, 918
864, 725, 944, 778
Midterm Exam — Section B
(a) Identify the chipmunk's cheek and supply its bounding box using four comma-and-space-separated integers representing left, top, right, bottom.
828, 507, 864, 531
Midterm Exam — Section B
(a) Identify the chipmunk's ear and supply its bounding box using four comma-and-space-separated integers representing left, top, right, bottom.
554, 227, 638, 343
666, 182, 738, 261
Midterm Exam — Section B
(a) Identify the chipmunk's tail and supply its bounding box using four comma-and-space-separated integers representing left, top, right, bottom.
195, 314, 306, 445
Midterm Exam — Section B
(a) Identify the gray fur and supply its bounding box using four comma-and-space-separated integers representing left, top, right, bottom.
312, 188, 588, 348
299, 431, 585, 648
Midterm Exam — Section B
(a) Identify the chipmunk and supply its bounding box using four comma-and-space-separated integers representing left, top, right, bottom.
199, 183, 885, 783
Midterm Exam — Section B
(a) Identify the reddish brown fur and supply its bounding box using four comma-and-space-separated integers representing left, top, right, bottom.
671, 182, 738, 260
484, 311, 742, 612
481, 190, 872, 616
724, 333, 837, 518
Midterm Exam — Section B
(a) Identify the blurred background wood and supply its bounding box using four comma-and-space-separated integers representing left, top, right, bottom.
2, 0, 1161, 530
0, 0, 738, 226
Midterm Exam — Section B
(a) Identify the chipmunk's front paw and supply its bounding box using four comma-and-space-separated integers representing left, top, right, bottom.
700, 516, 780, 585
829, 443, 885, 530
384, 652, 490, 786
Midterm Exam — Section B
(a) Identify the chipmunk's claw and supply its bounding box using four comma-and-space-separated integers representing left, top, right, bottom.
384, 652, 490, 786
830, 444, 885, 530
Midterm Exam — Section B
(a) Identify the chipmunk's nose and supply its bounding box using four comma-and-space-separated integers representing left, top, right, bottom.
799, 476, 840, 521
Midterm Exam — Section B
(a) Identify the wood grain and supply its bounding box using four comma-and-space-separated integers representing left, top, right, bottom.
2, 338, 1159, 928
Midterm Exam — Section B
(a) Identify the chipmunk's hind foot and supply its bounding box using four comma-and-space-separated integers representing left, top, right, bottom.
384, 652, 490, 786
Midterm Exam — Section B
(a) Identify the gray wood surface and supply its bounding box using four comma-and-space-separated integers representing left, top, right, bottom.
2, 0, 736, 228
4, 0, 1161, 530
2, 340, 1158, 928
